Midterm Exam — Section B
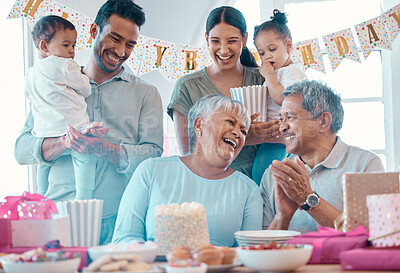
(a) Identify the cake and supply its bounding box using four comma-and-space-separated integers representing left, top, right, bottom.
155, 202, 210, 255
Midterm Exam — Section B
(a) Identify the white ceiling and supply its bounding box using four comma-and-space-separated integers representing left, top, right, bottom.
58, 0, 236, 46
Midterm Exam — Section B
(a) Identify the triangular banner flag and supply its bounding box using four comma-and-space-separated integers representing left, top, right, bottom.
355, 15, 392, 60
323, 28, 361, 72
292, 38, 326, 74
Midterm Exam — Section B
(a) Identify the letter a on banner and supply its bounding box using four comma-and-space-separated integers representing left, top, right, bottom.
292, 38, 325, 74
323, 28, 360, 72
355, 15, 392, 60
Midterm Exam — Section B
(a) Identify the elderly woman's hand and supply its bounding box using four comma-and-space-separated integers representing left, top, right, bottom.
245, 113, 282, 145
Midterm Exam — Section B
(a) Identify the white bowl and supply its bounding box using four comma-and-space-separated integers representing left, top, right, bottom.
236, 245, 312, 272
1, 257, 80, 273
88, 243, 158, 263
166, 263, 207, 273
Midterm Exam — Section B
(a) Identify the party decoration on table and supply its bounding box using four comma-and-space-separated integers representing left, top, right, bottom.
56, 199, 103, 247
230, 85, 268, 121
340, 247, 400, 271
286, 226, 369, 264
6, 0, 400, 78
367, 193, 400, 247
0, 191, 57, 220
154, 202, 210, 255
322, 28, 361, 72
341, 172, 399, 232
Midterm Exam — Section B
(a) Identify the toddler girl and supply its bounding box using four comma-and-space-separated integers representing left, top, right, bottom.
252, 10, 307, 185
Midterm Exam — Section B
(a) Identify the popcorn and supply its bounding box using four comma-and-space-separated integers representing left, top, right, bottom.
155, 202, 210, 255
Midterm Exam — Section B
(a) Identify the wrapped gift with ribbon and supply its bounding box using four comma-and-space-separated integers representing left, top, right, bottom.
367, 193, 400, 247
0, 191, 58, 220
286, 226, 369, 264
340, 247, 400, 270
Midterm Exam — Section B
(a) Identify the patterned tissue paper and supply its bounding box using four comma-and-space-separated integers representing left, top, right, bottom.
367, 193, 400, 247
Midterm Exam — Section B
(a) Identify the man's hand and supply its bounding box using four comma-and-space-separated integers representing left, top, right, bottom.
269, 156, 313, 205
65, 123, 107, 155
245, 113, 281, 145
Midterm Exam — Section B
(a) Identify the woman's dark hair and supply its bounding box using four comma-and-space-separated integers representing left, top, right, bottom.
94, 0, 145, 33
206, 6, 258, 67
31, 15, 75, 48
253, 9, 292, 42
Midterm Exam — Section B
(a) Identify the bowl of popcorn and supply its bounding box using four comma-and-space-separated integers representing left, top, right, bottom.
0, 248, 80, 273
236, 243, 312, 272
88, 241, 157, 263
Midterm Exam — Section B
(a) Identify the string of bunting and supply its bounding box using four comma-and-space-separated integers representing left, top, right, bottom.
7, 0, 400, 80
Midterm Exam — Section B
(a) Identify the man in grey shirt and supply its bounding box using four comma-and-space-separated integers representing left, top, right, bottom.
260, 80, 384, 233
14, 0, 163, 244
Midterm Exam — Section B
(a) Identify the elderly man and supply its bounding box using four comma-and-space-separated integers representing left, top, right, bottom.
260, 80, 384, 233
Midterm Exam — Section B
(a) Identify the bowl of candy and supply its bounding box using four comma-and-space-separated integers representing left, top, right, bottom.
88, 241, 157, 263
0, 248, 80, 273
236, 242, 312, 272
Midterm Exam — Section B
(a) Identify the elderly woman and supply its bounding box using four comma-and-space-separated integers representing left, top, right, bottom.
112, 95, 263, 247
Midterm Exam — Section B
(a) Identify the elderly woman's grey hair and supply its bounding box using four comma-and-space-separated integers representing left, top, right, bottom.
187, 94, 251, 153
283, 80, 344, 133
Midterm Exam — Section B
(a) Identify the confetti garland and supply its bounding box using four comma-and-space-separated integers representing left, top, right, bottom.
7, 0, 400, 78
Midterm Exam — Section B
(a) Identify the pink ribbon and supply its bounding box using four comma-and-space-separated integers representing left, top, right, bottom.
0, 191, 58, 220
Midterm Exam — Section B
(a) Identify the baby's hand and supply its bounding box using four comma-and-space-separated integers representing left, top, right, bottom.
260, 61, 274, 77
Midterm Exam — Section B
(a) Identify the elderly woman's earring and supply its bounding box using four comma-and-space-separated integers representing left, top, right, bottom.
196, 131, 201, 137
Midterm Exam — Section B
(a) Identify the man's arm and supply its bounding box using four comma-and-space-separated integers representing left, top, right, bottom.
15, 111, 67, 165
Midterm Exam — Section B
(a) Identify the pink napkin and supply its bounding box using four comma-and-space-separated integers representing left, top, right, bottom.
287, 226, 369, 264
340, 247, 400, 270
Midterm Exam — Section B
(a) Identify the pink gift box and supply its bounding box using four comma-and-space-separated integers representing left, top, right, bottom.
0, 192, 57, 220
367, 193, 400, 247
286, 226, 369, 264
340, 247, 400, 270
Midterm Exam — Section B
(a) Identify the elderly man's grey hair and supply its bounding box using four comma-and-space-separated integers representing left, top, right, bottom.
187, 94, 251, 153
283, 80, 344, 133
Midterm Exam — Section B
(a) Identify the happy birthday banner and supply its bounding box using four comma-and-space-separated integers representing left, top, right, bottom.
7, 0, 400, 79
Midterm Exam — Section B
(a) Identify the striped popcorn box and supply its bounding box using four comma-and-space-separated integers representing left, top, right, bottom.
57, 199, 103, 247
230, 85, 268, 121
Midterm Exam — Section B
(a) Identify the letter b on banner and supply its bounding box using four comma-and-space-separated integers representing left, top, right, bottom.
185, 51, 197, 70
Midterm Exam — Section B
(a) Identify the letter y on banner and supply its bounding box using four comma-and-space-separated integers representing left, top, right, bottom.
382, 3, 400, 44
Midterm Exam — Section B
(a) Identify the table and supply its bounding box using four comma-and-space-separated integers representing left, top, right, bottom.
229, 264, 400, 272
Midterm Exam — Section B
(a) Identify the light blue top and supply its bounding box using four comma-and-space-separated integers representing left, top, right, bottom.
112, 156, 263, 247
260, 137, 384, 233
14, 65, 164, 218
167, 66, 265, 178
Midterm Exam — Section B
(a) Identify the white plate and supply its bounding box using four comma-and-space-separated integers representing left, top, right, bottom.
234, 230, 300, 239
88, 244, 157, 263
1, 257, 80, 273
82, 264, 162, 273
206, 260, 242, 272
